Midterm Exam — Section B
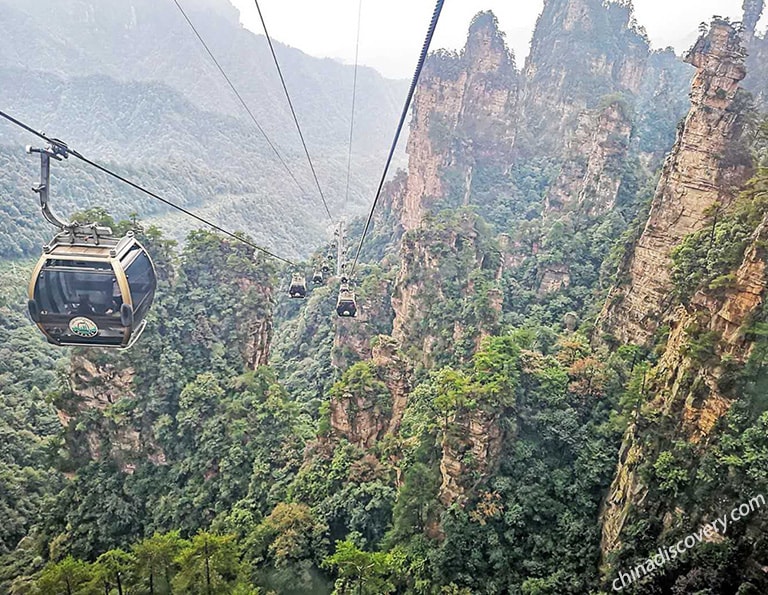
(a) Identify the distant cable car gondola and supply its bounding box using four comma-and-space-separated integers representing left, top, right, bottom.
289, 272, 307, 298
26, 143, 157, 348
336, 284, 357, 317
312, 270, 324, 285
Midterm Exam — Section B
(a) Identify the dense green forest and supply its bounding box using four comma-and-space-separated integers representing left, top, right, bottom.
0, 233, 632, 593
4, 133, 766, 593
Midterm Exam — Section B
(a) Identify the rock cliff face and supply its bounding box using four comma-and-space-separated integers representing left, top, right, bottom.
598, 20, 767, 571
438, 407, 505, 505
544, 99, 633, 215
516, 0, 649, 160
742, 0, 768, 109
601, 214, 768, 560
598, 20, 751, 346
391, 213, 502, 365
237, 277, 273, 369
393, 12, 518, 232
328, 338, 411, 449
389, 0, 693, 335
396, 1, 685, 234
708, 221, 768, 347
64, 353, 144, 466
370, 1, 694, 506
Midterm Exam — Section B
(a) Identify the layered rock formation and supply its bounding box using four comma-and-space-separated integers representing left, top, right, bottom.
328, 338, 411, 449
598, 20, 768, 572
516, 0, 650, 160
742, 0, 768, 109
391, 213, 502, 365
334, 1, 696, 508
64, 353, 144, 467
237, 277, 273, 369
439, 407, 504, 505
544, 99, 633, 215
598, 20, 751, 346
601, 214, 768, 560
393, 11, 518, 232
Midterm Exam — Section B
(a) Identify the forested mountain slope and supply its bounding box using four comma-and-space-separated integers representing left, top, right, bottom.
2, 1, 768, 594
0, 0, 406, 257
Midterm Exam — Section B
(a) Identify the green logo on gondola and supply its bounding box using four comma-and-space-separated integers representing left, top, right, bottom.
69, 317, 99, 338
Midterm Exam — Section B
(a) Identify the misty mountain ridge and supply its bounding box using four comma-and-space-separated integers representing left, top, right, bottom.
0, 0, 408, 257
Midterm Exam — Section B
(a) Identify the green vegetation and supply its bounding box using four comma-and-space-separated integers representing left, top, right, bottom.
0, 221, 635, 593
0, 262, 64, 585
671, 169, 768, 302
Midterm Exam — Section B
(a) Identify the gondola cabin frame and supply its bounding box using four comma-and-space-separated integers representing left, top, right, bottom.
336, 287, 357, 318
289, 272, 307, 299
28, 233, 157, 348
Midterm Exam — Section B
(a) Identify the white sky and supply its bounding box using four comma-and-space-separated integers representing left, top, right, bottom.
230, 0, 768, 79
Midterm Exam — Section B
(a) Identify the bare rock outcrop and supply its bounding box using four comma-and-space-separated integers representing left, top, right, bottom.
545, 100, 633, 215
600, 206, 768, 565
391, 213, 501, 364
742, 1, 768, 109
516, 0, 649, 160
598, 20, 751, 346
393, 11, 518, 232
439, 407, 505, 505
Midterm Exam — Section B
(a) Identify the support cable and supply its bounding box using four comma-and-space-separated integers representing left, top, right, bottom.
0, 109, 295, 265
253, 0, 333, 221
171, 0, 308, 197
350, 0, 445, 276
343, 0, 363, 209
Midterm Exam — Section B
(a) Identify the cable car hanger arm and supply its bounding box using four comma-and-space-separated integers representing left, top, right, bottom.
28, 143, 70, 230
28, 143, 113, 241
0, 109, 295, 266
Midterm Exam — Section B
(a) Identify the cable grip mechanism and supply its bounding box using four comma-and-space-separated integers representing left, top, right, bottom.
27, 141, 113, 245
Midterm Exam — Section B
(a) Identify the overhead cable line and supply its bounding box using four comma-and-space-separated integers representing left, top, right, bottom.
170, 0, 308, 197
0, 109, 295, 266
253, 0, 333, 221
344, 0, 363, 209
350, 0, 445, 276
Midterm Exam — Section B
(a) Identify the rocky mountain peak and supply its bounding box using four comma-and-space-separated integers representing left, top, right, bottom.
517, 0, 650, 160
742, 0, 768, 108
539, 0, 596, 34
685, 18, 747, 99
599, 19, 750, 346
391, 11, 519, 232
742, 0, 765, 37
464, 11, 515, 72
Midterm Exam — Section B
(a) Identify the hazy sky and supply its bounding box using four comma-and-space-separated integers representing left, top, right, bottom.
229, 0, 767, 78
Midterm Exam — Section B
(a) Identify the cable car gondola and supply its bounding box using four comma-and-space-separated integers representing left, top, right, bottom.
336, 284, 357, 317
25, 143, 157, 348
312, 270, 324, 285
29, 232, 157, 348
289, 272, 307, 298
